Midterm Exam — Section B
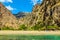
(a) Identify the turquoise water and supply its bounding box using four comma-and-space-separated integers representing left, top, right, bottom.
0, 35, 60, 40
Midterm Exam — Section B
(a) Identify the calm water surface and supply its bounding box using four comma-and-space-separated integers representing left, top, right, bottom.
0, 35, 60, 40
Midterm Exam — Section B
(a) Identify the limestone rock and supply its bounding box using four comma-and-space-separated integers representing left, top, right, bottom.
0, 2, 18, 29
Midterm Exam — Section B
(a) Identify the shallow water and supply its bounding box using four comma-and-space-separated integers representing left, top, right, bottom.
0, 35, 60, 40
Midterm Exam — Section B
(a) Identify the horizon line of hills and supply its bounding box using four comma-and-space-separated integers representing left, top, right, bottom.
0, 0, 60, 30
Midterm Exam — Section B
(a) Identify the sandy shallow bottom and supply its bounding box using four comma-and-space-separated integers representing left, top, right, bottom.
0, 31, 60, 35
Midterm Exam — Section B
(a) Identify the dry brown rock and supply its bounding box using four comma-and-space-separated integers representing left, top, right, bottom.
0, 2, 18, 29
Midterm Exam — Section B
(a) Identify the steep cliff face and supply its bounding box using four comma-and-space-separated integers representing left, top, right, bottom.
52, 1, 60, 27
19, 0, 60, 28
31, 0, 60, 27
0, 3, 18, 29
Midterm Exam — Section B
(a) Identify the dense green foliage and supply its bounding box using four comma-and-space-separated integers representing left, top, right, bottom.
0, 24, 59, 30
31, 24, 44, 30
0, 26, 14, 30
18, 24, 27, 30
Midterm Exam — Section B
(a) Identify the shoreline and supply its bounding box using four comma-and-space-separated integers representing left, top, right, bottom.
0, 30, 60, 35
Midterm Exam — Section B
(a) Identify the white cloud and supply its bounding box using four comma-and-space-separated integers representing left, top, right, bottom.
40, 0, 43, 3
31, 0, 42, 5
6, 5, 14, 10
0, 0, 13, 3
31, 0, 39, 5
40, 0, 42, 2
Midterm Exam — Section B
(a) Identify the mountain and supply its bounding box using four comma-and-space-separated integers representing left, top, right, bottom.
13, 12, 26, 18
32, 0, 60, 28
19, 0, 60, 30
32, 0, 60, 29
0, 2, 18, 29
13, 12, 30, 18
0, 0, 60, 30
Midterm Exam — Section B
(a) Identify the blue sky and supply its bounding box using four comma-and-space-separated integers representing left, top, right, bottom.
0, 0, 42, 14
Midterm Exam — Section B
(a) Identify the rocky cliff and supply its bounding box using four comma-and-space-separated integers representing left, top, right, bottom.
19, 0, 60, 30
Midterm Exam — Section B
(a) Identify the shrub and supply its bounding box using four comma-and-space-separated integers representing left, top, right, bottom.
47, 25, 58, 30
31, 24, 44, 30
18, 24, 27, 30
1, 26, 14, 30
